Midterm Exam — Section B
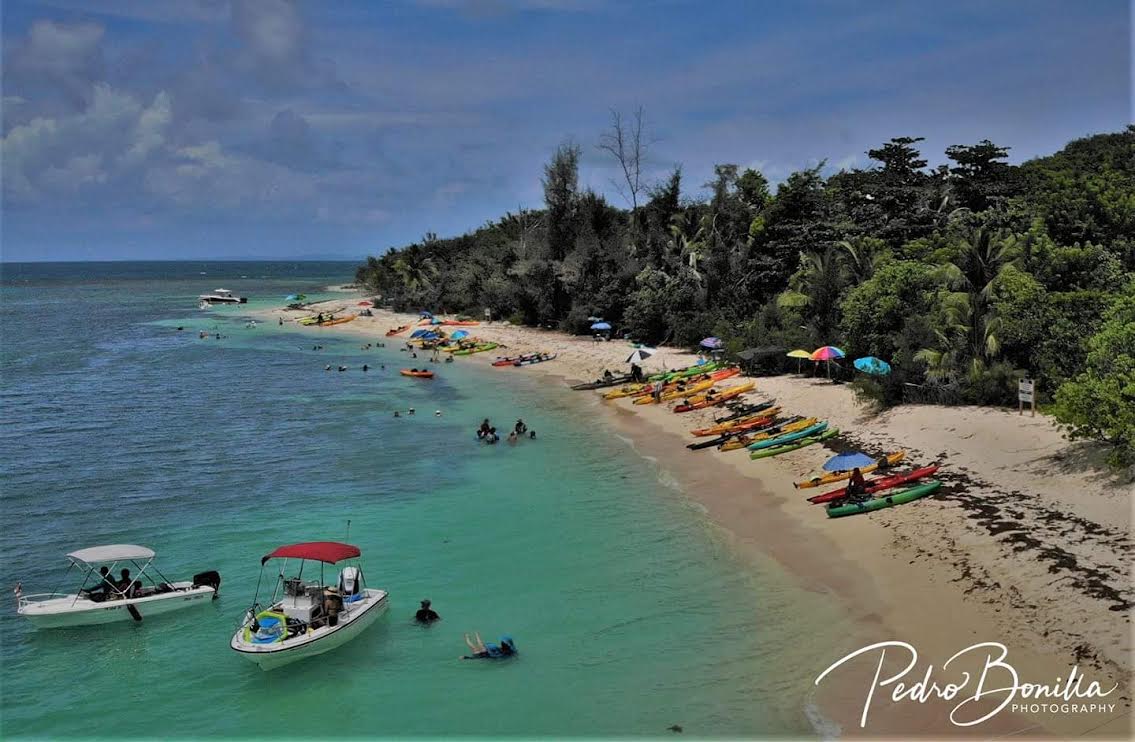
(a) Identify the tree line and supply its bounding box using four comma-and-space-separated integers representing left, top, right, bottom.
356, 121, 1134, 465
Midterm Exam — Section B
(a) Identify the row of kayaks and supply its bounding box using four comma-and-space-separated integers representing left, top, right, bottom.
492, 353, 557, 367
600, 360, 944, 519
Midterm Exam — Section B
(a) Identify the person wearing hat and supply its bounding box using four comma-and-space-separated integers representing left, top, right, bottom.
415, 599, 440, 624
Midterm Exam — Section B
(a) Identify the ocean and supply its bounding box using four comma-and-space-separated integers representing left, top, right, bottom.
0, 262, 847, 738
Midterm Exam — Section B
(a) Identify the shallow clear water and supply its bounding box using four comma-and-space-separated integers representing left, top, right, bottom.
0, 262, 847, 738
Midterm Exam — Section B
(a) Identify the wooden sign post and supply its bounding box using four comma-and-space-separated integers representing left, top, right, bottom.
1018, 378, 1035, 417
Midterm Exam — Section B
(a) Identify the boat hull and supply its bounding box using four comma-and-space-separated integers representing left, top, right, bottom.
232, 590, 389, 670
19, 584, 216, 629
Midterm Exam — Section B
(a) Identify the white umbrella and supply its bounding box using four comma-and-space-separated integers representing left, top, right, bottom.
626, 348, 655, 364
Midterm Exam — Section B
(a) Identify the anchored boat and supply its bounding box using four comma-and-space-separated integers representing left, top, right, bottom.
16, 544, 220, 629
198, 288, 247, 304
230, 541, 388, 670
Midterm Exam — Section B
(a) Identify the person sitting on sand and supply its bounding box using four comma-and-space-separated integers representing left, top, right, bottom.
415, 599, 440, 624
603, 369, 614, 381
462, 632, 516, 660
876, 455, 894, 471
846, 468, 869, 499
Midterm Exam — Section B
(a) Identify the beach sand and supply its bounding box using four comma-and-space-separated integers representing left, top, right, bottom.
261, 297, 1133, 738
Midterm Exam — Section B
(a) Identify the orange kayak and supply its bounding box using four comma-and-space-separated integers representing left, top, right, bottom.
400, 369, 434, 378
690, 407, 782, 436
672, 382, 756, 412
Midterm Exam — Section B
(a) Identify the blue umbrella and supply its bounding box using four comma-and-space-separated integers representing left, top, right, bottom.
451, 330, 470, 340
700, 337, 723, 349
591, 322, 611, 331
822, 452, 877, 472
854, 356, 892, 376
419, 310, 433, 318
285, 293, 305, 301
410, 329, 430, 338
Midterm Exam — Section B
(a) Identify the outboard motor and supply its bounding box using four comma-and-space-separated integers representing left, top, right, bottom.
192, 570, 222, 598
338, 567, 361, 597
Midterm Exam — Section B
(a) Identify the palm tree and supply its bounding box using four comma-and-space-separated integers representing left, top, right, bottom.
916, 227, 1017, 382
776, 244, 849, 341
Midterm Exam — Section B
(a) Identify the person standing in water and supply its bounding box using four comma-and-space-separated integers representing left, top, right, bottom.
415, 600, 440, 624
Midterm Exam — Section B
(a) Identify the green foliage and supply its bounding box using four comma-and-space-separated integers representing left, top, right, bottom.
356, 124, 1132, 418
1053, 285, 1135, 466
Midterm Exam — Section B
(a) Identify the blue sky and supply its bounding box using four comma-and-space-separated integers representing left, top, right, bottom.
1, 0, 1130, 261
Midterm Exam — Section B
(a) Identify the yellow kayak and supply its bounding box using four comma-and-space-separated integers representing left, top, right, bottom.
603, 383, 651, 400
719, 417, 818, 451
633, 379, 714, 405
792, 451, 907, 488
672, 382, 756, 412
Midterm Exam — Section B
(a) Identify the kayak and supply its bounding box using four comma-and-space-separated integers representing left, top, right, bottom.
750, 429, 838, 460
386, 325, 410, 336
672, 382, 755, 412
690, 407, 782, 436
453, 342, 499, 356
607, 368, 738, 400
514, 354, 557, 366
493, 354, 537, 367
297, 316, 320, 325
747, 421, 829, 451
719, 417, 816, 451
400, 369, 434, 378
713, 401, 777, 424
571, 374, 634, 390
807, 465, 940, 505
441, 320, 479, 326
686, 415, 790, 451
633, 379, 714, 405
647, 362, 722, 382
826, 480, 942, 518
320, 315, 355, 326
793, 451, 907, 488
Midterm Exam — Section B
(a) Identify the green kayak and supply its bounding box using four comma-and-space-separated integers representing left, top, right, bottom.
649, 361, 720, 382
749, 428, 837, 459
748, 421, 828, 452
825, 480, 942, 518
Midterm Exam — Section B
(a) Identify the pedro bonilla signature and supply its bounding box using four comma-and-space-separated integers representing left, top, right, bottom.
815, 641, 1120, 728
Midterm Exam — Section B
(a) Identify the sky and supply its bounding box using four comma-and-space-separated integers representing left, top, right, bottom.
1, 0, 1131, 261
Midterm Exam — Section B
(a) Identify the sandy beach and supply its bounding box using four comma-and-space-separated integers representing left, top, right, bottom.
263, 295, 1133, 738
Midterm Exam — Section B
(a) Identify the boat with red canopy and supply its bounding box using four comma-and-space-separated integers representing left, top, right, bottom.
230, 540, 388, 670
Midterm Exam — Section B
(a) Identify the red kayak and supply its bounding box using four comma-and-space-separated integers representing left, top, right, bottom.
492, 354, 535, 367
807, 465, 940, 505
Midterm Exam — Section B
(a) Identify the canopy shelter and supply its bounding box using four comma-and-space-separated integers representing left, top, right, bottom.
700, 337, 724, 350
735, 347, 787, 375
261, 542, 360, 566
67, 545, 155, 564
590, 321, 611, 331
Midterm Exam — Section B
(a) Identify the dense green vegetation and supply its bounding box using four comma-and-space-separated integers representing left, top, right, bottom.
357, 125, 1134, 464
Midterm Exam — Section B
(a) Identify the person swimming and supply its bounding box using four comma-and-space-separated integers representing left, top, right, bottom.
514, 419, 527, 435
415, 599, 440, 624
461, 632, 516, 660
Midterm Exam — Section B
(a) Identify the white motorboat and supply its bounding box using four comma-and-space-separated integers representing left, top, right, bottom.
230, 541, 388, 670
198, 288, 247, 304
16, 544, 220, 629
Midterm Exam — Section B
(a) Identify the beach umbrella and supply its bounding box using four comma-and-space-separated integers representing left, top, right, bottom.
786, 349, 812, 374
854, 356, 892, 376
811, 346, 845, 378
822, 452, 877, 472
451, 329, 470, 340
700, 337, 724, 350
590, 321, 611, 331
810, 346, 845, 361
409, 328, 431, 338
626, 348, 655, 364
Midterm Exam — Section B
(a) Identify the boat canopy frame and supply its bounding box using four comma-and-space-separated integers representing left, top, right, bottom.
19, 547, 179, 609
246, 543, 370, 627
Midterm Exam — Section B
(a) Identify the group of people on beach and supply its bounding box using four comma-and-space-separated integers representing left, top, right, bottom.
477, 418, 535, 445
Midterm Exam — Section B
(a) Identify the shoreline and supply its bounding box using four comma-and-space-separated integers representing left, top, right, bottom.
254, 295, 1132, 738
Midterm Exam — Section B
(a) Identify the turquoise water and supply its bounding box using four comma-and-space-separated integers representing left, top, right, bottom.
0, 262, 845, 738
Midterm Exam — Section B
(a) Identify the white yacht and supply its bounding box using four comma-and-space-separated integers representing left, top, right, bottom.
16, 544, 220, 629
198, 288, 247, 304
230, 541, 388, 670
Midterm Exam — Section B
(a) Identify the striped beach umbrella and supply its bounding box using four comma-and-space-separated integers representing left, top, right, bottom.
811, 346, 845, 378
